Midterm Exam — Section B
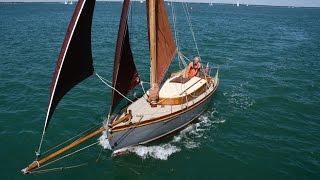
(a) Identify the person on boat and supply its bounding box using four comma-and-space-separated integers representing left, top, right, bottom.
186, 56, 202, 78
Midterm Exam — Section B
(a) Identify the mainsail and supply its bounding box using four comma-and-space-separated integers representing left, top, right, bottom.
147, 0, 177, 85
110, 0, 140, 113
45, 0, 96, 130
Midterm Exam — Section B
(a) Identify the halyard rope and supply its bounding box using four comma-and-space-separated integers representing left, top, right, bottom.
96, 73, 133, 103
182, 3, 201, 60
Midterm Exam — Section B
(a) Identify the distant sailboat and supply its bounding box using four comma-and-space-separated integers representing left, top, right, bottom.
69, 0, 73, 5
237, 0, 240, 7
209, 2, 213, 6
140, 0, 143, 3
64, 0, 67, 4
22, 0, 219, 174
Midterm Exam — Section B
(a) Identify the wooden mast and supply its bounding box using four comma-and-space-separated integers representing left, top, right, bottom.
22, 127, 105, 174
149, 0, 157, 87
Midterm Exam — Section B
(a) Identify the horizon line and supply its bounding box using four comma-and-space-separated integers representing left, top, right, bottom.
0, 0, 320, 8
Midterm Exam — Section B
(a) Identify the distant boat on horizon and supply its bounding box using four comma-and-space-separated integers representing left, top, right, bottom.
64, 0, 73, 5
237, 0, 240, 7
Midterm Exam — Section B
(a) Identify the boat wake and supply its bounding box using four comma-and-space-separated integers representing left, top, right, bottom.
98, 108, 225, 160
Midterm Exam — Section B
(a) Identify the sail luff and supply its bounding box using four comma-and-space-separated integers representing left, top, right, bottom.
44, 0, 96, 130
110, 0, 140, 113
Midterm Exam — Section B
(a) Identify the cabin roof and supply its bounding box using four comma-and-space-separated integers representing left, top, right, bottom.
159, 76, 207, 98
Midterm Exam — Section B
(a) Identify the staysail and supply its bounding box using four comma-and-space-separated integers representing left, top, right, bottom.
147, 0, 177, 85
44, 0, 96, 130
110, 0, 140, 113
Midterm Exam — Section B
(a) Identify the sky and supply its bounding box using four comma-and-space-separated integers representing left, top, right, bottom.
1, 0, 320, 7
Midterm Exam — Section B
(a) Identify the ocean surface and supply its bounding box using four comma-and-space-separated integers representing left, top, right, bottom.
1, 2, 320, 179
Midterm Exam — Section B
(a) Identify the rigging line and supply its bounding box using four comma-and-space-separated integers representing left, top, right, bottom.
30, 163, 88, 174
37, 141, 99, 170
129, 0, 133, 43
36, 130, 46, 159
170, 1, 179, 50
182, 3, 201, 59
42, 123, 101, 155
95, 73, 133, 103
177, 51, 188, 68
170, 1, 183, 70
140, 81, 146, 95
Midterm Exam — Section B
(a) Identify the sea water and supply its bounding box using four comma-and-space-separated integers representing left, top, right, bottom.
0, 2, 319, 179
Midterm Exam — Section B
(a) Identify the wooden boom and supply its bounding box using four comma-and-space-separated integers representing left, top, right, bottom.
22, 127, 105, 174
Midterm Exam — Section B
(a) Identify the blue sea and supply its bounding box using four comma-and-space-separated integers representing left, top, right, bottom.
0, 2, 319, 179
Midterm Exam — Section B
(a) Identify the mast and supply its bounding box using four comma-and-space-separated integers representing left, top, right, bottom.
146, 0, 176, 88
149, 0, 157, 87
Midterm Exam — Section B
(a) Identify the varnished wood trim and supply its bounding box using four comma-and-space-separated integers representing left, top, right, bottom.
110, 110, 132, 127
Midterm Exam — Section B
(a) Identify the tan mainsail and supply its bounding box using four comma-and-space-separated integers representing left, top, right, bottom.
147, 0, 177, 86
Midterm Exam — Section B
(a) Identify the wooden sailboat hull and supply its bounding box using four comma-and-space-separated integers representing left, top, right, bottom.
107, 76, 219, 151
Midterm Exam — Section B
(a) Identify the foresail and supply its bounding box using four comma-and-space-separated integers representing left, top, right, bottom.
45, 0, 96, 130
111, 0, 140, 113
147, 0, 177, 84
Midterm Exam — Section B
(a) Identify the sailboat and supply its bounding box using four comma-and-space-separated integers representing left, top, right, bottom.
237, 0, 240, 7
22, 0, 219, 174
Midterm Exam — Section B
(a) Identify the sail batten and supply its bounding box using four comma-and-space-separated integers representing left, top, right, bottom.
110, 0, 140, 113
44, 0, 96, 130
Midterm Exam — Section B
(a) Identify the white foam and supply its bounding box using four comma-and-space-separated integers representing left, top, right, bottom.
98, 131, 111, 150
212, 119, 226, 124
127, 144, 181, 160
